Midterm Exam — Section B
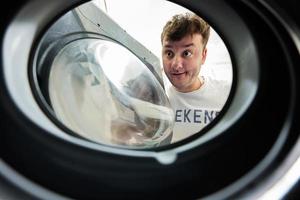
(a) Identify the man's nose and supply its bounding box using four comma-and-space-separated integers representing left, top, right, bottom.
172, 55, 183, 70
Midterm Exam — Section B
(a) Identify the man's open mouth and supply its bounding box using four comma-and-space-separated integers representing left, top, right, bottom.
172, 72, 186, 76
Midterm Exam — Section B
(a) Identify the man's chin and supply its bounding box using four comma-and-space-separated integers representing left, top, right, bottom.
171, 82, 186, 91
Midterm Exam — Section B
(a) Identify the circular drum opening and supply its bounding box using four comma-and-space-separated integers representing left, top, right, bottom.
31, 0, 234, 149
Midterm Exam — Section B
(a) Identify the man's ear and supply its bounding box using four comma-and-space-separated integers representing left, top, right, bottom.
201, 48, 207, 65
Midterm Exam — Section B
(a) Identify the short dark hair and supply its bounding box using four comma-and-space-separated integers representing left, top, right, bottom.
161, 13, 210, 47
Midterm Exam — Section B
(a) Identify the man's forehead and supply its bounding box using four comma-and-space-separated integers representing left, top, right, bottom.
163, 34, 203, 48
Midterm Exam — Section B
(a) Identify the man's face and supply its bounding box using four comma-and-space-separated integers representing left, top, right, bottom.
162, 33, 207, 92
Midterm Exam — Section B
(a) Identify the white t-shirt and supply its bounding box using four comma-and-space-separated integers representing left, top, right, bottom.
165, 76, 231, 143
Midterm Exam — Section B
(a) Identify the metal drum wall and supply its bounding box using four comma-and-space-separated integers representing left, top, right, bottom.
0, 0, 300, 199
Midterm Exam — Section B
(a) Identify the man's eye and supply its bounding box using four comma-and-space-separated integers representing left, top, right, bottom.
165, 51, 173, 57
183, 50, 192, 57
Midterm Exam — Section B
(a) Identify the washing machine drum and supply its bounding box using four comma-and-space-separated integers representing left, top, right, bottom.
47, 38, 173, 147
29, 2, 174, 148
1, 0, 300, 200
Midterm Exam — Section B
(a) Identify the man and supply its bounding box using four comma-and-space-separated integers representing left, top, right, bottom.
161, 13, 230, 143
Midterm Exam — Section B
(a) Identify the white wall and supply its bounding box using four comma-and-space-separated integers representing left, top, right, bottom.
94, 0, 232, 82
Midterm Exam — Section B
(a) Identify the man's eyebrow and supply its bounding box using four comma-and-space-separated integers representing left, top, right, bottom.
163, 44, 173, 48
